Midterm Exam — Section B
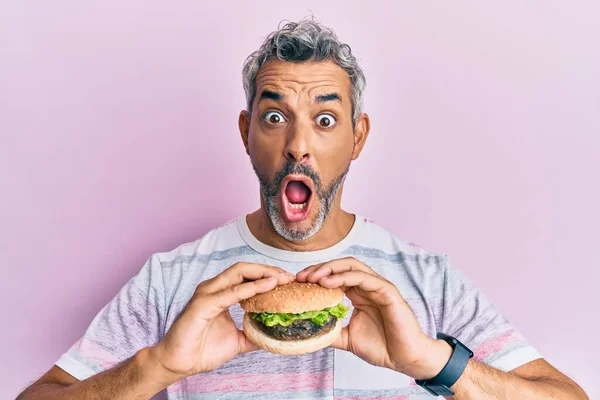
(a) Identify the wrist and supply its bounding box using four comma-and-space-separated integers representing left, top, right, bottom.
135, 346, 187, 390
411, 338, 454, 380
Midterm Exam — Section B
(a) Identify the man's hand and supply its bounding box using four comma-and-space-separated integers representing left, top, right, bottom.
149, 262, 294, 383
16, 263, 294, 400
297, 257, 589, 400
296, 257, 451, 380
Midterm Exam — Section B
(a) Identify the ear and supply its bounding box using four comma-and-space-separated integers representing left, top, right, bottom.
351, 113, 370, 160
238, 110, 251, 155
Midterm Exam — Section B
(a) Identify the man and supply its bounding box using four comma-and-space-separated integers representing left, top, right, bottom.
18, 18, 588, 400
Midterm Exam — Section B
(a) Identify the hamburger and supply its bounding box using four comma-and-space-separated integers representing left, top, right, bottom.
240, 281, 350, 355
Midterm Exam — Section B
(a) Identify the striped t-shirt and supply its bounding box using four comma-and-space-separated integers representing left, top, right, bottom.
55, 215, 541, 399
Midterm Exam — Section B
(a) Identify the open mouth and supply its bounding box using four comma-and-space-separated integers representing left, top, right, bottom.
281, 175, 314, 222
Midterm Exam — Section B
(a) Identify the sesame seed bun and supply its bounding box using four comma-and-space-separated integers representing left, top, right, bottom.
239, 281, 344, 314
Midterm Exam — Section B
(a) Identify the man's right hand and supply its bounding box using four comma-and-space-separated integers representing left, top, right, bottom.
148, 262, 294, 382
16, 263, 293, 400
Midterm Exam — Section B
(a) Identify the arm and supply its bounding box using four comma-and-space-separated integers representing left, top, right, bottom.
19, 262, 294, 400
296, 257, 589, 400
17, 348, 179, 400
446, 357, 589, 400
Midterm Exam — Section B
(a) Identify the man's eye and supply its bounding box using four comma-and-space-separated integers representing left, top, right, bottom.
263, 111, 286, 124
315, 114, 336, 128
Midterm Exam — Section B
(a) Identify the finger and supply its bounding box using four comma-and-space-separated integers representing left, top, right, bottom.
304, 258, 376, 283
319, 271, 400, 307
199, 263, 293, 294
295, 262, 325, 282
318, 270, 387, 292
207, 276, 279, 317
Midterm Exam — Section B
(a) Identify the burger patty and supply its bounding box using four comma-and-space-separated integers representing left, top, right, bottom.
252, 315, 337, 341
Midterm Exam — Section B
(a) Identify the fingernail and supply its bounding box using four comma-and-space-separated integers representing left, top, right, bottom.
280, 272, 294, 280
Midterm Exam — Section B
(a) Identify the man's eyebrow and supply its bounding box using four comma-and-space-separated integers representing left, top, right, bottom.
315, 93, 342, 103
259, 90, 283, 101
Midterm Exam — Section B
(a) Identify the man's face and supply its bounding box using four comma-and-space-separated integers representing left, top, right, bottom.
241, 60, 360, 241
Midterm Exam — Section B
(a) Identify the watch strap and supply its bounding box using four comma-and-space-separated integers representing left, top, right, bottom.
415, 333, 473, 396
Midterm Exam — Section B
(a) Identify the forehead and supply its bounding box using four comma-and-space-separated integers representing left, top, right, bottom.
254, 59, 351, 100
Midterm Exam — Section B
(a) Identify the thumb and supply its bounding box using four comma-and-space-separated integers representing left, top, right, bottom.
329, 326, 350, 351
238, 330, 260, 354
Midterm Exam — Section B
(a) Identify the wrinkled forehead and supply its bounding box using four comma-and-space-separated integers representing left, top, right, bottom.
254, 59, 351, 105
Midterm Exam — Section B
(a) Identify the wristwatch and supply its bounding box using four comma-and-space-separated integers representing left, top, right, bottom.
415, 332, 473, 396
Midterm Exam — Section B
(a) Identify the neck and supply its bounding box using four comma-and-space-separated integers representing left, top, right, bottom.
246, 204, 355, 252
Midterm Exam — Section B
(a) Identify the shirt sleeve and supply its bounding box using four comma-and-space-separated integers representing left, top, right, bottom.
55, 254, 166, 380
439, 256, 542, 372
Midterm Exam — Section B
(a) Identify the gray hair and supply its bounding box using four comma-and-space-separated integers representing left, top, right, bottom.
242, 17, 366, 125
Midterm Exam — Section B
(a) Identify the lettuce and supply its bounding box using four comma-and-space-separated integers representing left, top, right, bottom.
251, 303, 350, 327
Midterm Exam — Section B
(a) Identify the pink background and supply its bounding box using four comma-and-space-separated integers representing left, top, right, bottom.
1, 1, 598, 398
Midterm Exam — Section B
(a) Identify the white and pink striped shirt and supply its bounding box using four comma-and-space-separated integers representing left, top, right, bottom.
56, 215, 541, 399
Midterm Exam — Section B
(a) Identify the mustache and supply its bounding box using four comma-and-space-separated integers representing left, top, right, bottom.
269, 161, 323, 196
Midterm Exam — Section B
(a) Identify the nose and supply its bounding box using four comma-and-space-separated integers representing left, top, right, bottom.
283, 122, 311, 163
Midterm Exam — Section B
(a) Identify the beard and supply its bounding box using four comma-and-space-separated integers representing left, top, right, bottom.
252, 160, 350, 241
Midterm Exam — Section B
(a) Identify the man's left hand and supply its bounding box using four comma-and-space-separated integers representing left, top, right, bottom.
296, 257, 453, 380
